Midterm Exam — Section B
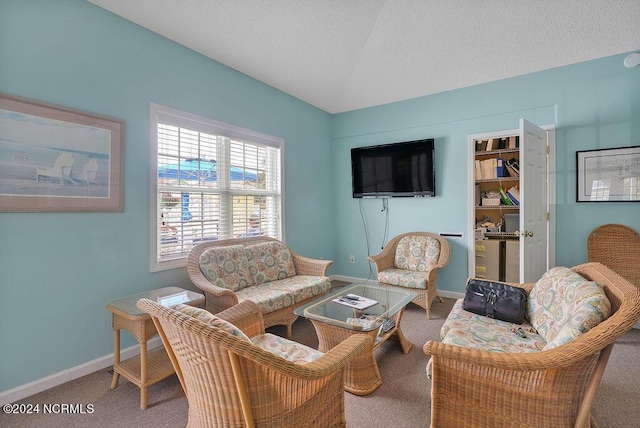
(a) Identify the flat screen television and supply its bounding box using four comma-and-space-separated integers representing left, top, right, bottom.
351, 138, 435, 198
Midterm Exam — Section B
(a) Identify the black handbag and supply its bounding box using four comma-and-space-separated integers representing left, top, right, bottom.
462, 278, 527, 324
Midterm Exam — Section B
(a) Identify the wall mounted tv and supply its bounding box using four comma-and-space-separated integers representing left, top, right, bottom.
351, 138, 435, 198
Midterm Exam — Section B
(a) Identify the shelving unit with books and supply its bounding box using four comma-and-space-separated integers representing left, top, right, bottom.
473, 135, 520, 281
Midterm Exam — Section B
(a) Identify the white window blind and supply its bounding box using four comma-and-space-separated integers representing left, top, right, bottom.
150, 104, 283, 271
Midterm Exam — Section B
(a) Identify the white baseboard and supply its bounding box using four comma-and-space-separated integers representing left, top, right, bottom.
437, 290, 465, 300
0, 337, 163, 405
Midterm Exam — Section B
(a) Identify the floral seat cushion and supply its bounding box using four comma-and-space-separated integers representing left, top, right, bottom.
199, 245, 254, 292
270, 275, 332, 303
527, 266, 611, 350
245, 241, 297, 285
377, 269, 429, 289
235, 283, 297, 314
441, 299, 546, 353
427, 299, 545, 379
251, 333, 323, 363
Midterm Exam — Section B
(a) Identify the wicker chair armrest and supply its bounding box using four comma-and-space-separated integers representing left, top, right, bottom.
291, 250, 333, 276
367, 251, 395, 273
215, 300, 265, 338
190, 276, 236, 299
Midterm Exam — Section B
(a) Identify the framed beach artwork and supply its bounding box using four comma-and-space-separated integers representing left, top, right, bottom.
0, 93, 124, 212
576, 145, 640, 202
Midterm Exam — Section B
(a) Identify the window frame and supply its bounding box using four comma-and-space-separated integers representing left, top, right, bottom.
149, 103, 285, 272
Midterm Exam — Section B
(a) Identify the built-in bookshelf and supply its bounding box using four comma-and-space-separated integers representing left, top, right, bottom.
473, 135, 521, 281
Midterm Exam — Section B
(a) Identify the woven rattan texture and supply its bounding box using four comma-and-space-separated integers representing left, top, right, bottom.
423, 262, 640, 428
588, 224, 640, 288
368, 232, 451, 319
137, 299, 370, 428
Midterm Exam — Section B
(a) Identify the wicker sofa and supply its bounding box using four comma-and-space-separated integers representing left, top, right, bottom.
187, 237, 332, 337
424, 262, 640, 428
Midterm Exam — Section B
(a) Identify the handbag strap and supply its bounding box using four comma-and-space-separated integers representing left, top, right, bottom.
485, 290, 497, 318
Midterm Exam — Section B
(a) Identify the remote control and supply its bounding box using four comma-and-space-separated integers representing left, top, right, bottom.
343, 294, 360, 301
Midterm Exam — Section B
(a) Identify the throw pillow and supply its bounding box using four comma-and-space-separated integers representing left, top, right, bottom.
245, 241, 296, 285
199, 245, 253, 291
527, 266, 611, 346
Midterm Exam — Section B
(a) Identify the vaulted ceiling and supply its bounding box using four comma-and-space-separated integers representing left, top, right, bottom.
88, 0, 640, 113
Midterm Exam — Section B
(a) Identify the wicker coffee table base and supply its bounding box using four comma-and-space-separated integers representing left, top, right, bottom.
311, 308, 411, 395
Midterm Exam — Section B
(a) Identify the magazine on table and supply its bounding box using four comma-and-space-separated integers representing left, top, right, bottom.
332, 293, 378, 310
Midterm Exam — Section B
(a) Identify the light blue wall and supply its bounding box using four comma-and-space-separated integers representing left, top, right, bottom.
0, 0, 333, 391
2, 0, 639, 394
330, 53, 640, 292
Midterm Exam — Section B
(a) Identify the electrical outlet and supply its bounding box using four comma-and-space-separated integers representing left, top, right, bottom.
349, 255, 355, 263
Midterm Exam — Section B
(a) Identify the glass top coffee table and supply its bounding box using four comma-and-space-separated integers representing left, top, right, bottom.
295, 282, 417, 395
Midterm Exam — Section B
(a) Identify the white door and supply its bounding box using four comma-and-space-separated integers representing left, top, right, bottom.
519, 119, 548, 282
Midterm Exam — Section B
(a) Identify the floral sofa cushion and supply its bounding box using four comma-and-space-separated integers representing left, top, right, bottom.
251, 333, 323, 363
393, 235, 440, 272
441, 299, 546, 353
377, 269, 429, 289
270, 275, 332, 303
199, 245, 254, 291
527, 266, 611, 349
235, 283, 297, 314
174, 304, 250, 342
427, 299, 544, 379
245, 241, 297, 285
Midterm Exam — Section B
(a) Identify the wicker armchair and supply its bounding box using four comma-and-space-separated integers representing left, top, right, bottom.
368, 232, 451, 319
137, 299, 370, 428
187, 237, 332, 336
588, 223, 640, 288
423, 262, 640, 428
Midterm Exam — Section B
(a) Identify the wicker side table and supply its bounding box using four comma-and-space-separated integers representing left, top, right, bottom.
107, 287, 204, 409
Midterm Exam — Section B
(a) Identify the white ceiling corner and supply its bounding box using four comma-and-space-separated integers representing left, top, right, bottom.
87, 0, 640, 113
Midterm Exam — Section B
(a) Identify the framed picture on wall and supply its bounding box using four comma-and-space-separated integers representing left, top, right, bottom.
576, 145, 640, 202
0, 93, 124, 212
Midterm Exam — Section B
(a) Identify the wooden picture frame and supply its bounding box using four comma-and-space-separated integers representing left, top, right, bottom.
576, 145, 640, 202
0, 93, 124, 212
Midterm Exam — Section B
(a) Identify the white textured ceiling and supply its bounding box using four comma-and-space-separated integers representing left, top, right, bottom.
88, 0, 640, 113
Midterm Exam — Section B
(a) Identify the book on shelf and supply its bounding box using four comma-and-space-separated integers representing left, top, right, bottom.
496, 157, 504, 177
508, 136, 518, 149
486, 138, 496, 151
482, 159, 496, 179
507, 186, 520, 205
475, 139, 488, 152
475, 159, 482, 179
507, 192, 519, 206
498, 186, 513, 205
505, 158, 520, 177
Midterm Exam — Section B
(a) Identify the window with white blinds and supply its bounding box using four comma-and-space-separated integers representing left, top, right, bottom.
150, 104, 283, 271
